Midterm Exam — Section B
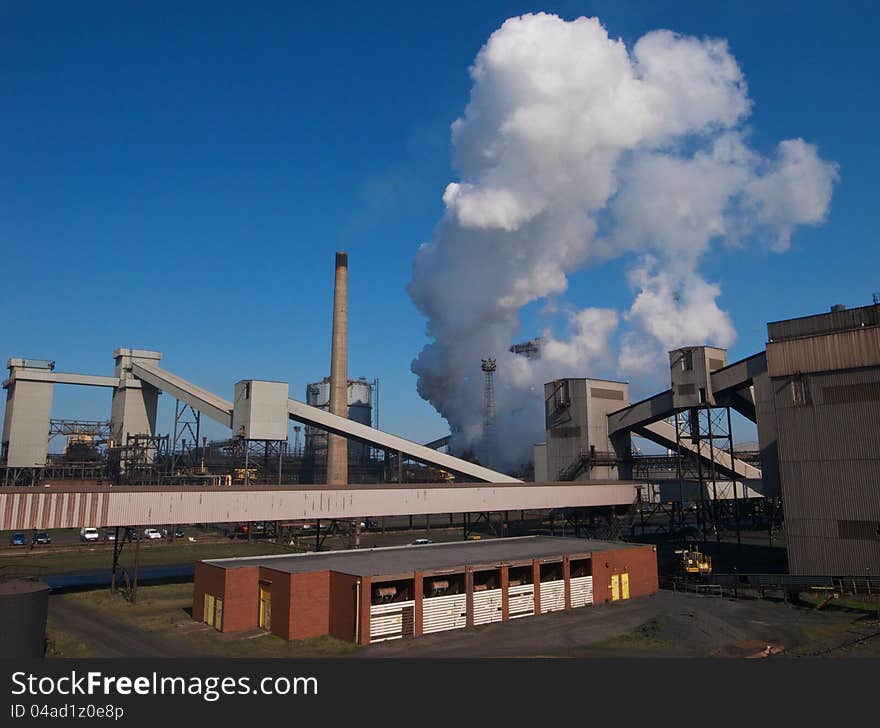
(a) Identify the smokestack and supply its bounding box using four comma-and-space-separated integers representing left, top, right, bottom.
327, 251, 349, 485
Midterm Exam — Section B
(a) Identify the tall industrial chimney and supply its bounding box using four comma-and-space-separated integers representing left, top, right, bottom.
327, 251, 349, 485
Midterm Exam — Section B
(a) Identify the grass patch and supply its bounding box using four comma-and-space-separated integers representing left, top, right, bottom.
186, 631, 357, 658
65, 582, 195, 633
788, 615, 867, 655
598, 617, 668, 651
45, 616, 94, 659
62, 583, 357, 658
0, 539, 296, 576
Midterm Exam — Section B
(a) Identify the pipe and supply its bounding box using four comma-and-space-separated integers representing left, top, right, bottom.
327, 251, 349, 485
354, 577, 361, 644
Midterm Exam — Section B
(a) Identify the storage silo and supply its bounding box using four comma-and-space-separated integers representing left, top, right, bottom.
304, 377, 374, 462
0, 579, 50, 658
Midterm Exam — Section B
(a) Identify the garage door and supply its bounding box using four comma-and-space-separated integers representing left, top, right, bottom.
539, 580, 565, 613
472, 588, 503, 625
570, 576, 593, 608
508, 583, 535, 619
370, 600, 415, 643
423, 593, 467, 634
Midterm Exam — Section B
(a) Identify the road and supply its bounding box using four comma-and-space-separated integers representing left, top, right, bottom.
48, 595, 195, 658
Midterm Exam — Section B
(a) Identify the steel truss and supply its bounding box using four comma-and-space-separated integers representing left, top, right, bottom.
170, 400, 201, 474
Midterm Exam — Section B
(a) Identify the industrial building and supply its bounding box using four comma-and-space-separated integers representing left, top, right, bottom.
764, 304, 880, 575
537, 377, 631, 481
2, 245, 878, 580
193, 536, 658, 644
305, 376, 376, 463
530, 301, 880, 577
1, 351, 516, 487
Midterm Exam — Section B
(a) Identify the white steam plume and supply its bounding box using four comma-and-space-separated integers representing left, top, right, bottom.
407, 13, 838, 470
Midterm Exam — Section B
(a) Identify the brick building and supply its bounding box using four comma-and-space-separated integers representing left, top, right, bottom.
194, 536, 658, 644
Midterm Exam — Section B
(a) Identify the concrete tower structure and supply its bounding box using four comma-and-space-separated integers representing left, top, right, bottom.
327, 252, 349, 485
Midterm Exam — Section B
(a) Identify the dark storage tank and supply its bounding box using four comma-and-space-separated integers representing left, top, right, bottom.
0, 579, 50, 658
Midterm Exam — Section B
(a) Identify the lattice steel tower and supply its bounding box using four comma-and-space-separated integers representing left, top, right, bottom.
481, 358, 497, 469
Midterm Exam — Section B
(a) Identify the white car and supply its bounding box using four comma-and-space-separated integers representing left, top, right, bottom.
143, 528, 163, 540
79, 527, 100, 542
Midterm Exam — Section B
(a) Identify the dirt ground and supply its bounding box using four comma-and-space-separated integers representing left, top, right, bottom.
46, 582, 880, 659
361, 590, 880, 658
46, 584, 356, 658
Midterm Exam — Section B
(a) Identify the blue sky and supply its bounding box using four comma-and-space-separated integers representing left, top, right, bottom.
2, 1, 878, 447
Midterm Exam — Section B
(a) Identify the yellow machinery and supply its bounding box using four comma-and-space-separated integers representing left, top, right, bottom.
233, 467, 258, 483
675, 545, 712, 576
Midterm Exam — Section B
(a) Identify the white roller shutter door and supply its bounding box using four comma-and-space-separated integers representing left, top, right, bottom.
539, 580, 565, 613
508, 583, 535, 619
472, 588, 503, 625
422, 593, 468, 634
570, 576, 594, 608
370, 600, 415, 643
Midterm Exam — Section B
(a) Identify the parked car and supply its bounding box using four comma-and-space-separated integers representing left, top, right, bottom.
173, 527, 185, 538
9, 532, 27, 546
34, 532, 51, 545
104, 530, 117, 542
143, 528, 163, 540
79, 527, 100, 542
410, 538, 433, 545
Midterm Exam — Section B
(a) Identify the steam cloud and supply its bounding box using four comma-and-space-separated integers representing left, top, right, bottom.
407, 13, 838, 470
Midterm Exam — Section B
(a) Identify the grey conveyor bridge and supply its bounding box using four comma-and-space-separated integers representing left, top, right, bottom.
0, 481, 642, 531
130, 362, 520, 484
606, 353, 766, 483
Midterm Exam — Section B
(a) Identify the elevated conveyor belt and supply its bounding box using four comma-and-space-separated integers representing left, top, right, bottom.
605, 354, 764, 485
130, 363, 520, 483
131, 363, 234, 428
286, 400, 518, 482
635, 420, 762, 481
0, 481, 639, 530
3, 369, 120, 388
708, 352, 767, 422
607, 352, 768, 436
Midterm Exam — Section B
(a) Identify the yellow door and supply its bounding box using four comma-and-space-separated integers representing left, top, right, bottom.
215, 598, 224, 630
204, 594, 215, 627
259, 584, 272, 631
610, 574, 620, 601
621, 572, 630, 600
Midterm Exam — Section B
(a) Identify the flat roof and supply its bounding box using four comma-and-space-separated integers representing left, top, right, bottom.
205, 536, 648, 577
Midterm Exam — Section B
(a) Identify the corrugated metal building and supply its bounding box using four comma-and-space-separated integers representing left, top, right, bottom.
766, 302, 880, 575
193, 536, 658, 644
544, 378, 631, 481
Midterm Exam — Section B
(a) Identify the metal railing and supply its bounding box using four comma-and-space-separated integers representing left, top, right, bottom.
664, 573, 880, 597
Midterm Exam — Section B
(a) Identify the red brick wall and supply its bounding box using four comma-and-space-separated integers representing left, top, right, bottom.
563, 557, 571, 609
259, 568, 291, 640
591, 545, 658, 604
223, 566, 260, 632
532, 560, 541, 613
195, 565, 260, 633
193, 562, 226, 625
289, 571, 331, 640
500, 566, 509, 620
328, 571, 359, 642
465, 568, 474, 627
413, 572, 424, 637
357, 576, 371, 645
